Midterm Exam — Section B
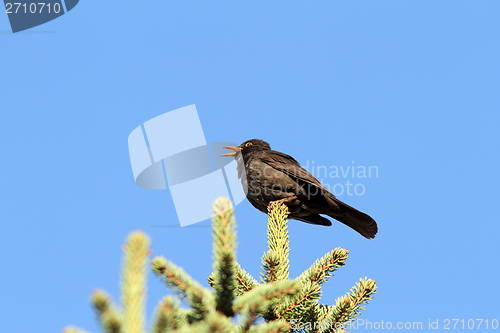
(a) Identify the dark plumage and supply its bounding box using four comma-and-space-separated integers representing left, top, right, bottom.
222, 139, 378, 239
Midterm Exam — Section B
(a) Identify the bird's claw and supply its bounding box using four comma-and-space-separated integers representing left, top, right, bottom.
267, 196, 297, 210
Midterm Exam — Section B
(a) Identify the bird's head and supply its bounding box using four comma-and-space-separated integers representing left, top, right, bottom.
221, 139, 271, 159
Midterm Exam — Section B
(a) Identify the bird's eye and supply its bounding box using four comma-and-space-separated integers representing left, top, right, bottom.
245, 142, 253, 147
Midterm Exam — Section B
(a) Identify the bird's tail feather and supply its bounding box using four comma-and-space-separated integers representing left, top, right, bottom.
325, 194, 378, 239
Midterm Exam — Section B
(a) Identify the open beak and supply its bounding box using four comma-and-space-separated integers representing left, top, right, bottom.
221, 146, 242, 157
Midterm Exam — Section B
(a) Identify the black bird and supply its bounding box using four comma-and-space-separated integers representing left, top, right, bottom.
222, 139, 378, 239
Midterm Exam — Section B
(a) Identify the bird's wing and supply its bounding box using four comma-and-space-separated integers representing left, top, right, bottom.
262, 151, 377, 238
262, 150, 341, 210
260, 151, 324, 188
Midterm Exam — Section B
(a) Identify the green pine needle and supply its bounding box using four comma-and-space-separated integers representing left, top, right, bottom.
262, 203, 290, 283
121, 231, 150, 333
64, 198, 377, 333
151, 256, 215, 322
212, 197, 238, 317
90, 289, 123, 333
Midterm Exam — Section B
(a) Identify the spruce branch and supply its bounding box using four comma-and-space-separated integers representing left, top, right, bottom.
261, 203, 290, 283
175, 311, 235, 333
65, 198, 377, 333
261, 251, 281, 284
151, 256, 215, 322
279, 247, 349, 321
211, 197, 238, 317
274, 279, 322, 322
234, 264, 260, 295
327, 277, 377, 327
91, 290, 123, 333
121, 231, 150, 333
209, 263, 259, 297
297, 248, 348, 286
233, 280, 300, 319
151, 296, 187, 333
309, 304, 335, 325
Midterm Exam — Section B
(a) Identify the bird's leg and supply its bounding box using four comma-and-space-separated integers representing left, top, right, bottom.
267, 196, 297, 210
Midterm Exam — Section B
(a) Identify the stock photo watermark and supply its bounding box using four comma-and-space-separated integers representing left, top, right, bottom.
3, 0, 79, 33
237, 162, 378, 200
303, 160, 379, 197
128, 105, 246, 227
290, 318, 499, 331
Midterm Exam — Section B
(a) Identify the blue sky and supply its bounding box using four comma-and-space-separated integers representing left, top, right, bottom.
1, 2, 499, 332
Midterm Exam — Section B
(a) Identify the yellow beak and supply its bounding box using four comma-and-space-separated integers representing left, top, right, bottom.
221, 146, 242, 157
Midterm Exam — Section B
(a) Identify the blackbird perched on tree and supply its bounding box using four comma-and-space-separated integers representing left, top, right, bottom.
222, 139, 378, 239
